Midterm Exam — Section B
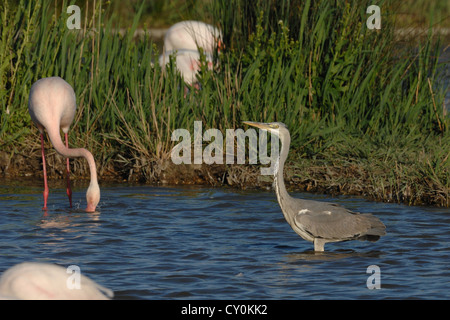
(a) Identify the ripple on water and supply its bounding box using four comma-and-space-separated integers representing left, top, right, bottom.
0, 183, 449, 299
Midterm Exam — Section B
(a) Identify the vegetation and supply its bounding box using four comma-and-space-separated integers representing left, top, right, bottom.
0, 0, 448, 206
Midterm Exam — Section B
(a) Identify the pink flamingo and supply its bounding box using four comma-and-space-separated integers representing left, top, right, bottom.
28, 77, 100, 212
163, 20, 223, 54
160, 21, 221, 93
0, 262, 113, 300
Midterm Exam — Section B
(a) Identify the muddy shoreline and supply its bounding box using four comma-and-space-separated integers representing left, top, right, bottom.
1, 150, 448, 207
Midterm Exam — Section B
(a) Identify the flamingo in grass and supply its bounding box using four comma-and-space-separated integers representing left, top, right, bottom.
163, 20, 223, 54
159, 21, 222, 94
159, 49, 214, 86
28, 76, 100, 212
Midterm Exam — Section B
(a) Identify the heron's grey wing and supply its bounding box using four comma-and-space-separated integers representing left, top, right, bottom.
294, 205, 374, 240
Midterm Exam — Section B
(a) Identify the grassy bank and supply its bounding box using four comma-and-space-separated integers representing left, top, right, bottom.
0, 0, 449, 206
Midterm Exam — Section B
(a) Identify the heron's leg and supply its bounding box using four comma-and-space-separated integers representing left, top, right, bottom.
64, 133, 72, 208
40, 133, 49, 211
314, 238, 326, 252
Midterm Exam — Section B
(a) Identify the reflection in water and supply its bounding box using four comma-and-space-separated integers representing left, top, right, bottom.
0, 181, 449, 299
39, 210, 102, 230
283, 249, 382, 262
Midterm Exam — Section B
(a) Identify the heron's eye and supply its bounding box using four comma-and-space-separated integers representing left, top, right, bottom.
270, 124, 279, 129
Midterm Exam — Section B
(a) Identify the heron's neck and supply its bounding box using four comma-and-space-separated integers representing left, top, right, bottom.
273, 133, 294, 222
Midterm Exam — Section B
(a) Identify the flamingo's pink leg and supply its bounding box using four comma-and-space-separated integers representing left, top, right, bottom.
40, 133, 49, 210
65, 133, 72, 208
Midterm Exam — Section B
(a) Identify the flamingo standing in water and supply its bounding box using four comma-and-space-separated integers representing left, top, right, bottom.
0, 262, 113, 300
28, 76, 100, 212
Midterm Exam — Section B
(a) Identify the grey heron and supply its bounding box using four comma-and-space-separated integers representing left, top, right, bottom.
244, 121, 386, 252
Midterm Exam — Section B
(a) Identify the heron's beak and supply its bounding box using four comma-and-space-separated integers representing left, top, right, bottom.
243, 121, 271, 130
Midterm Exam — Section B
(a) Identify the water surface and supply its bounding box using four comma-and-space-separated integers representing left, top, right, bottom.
0, 180, 448, 299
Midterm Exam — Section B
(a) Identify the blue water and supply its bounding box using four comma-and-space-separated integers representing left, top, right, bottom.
0, 180, 449, 299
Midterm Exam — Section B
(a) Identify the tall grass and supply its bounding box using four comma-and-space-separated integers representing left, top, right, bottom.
213, 0, 446, 144
0, 0, 448, 204
211, 0, 449, 203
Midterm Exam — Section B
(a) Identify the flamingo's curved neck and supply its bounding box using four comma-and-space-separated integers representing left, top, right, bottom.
46, 126, 98, 184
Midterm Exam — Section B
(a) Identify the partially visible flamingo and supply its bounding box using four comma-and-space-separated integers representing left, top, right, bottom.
0, 262, 113, 300
159, 49, 214, 85
163, 20, 223, 54
28, 76, 100, 212
160, 21, 222, 91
